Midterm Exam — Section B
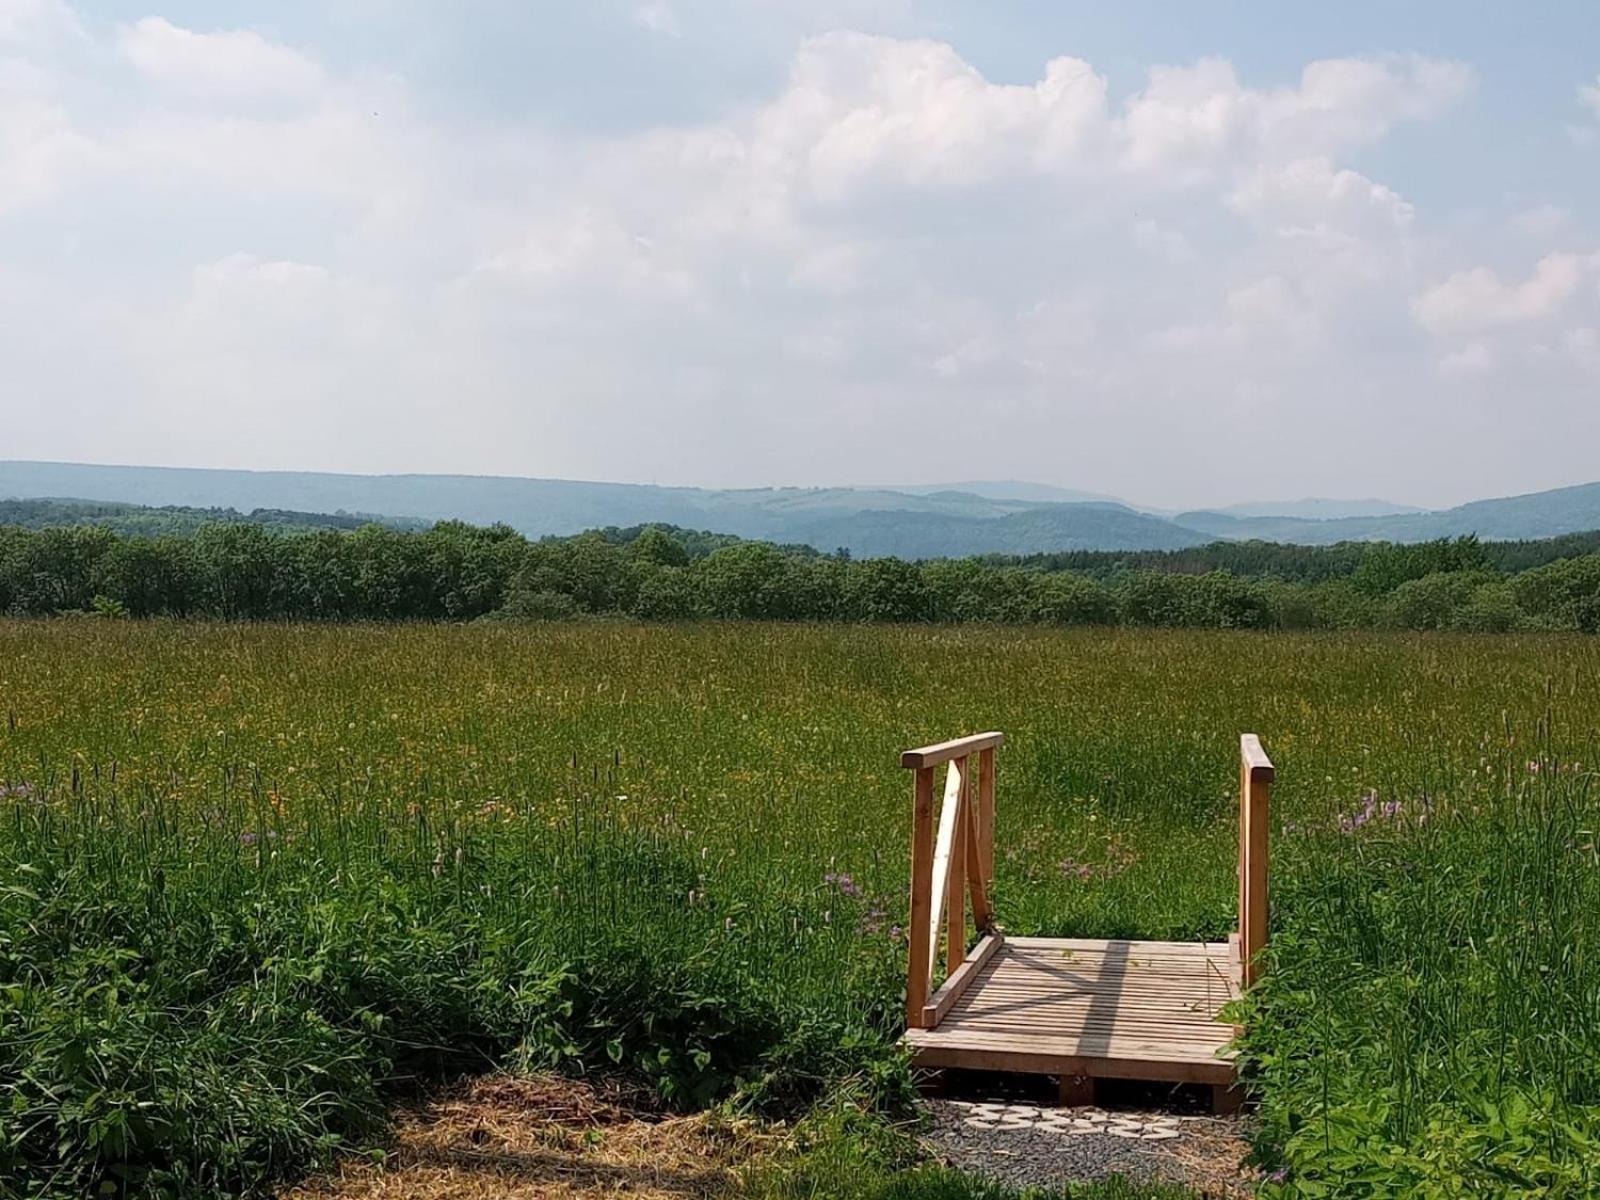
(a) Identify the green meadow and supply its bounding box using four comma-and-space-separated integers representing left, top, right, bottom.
3, 620, 1598, 1196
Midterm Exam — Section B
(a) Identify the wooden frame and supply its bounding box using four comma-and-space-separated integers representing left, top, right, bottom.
902, 729, 1275, 1112
903, 732, 1003, 1028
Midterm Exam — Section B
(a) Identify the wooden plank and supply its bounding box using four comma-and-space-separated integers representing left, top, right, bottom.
945, 1021, 1231, 1045
906, 766, 936, 1028
922, 933, 1004, 1028
945, 757, 968, 978
976, 745, 996, 902
904, 1039, 1237, 1085
1004, 940, 1228, 960
901, 731, 1004, 770
946, 1001, 1232, 1023
927, 758, 964, 987
910, 1032, 1236, 1064
908, 1029, 1235, 1061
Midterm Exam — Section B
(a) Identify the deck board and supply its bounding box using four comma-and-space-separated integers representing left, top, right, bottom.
905, 937, 1240, 1086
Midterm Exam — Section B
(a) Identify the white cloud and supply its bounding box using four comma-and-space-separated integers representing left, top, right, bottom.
1566, 327, 1600, 373
5, 8, 1598, 506
1228, 157, 1413, 234
1582, 76, 1600, 120
1439, 341, 1493, 375
1413, 253, 1593, 336
1512, 204, 1571, 239
632, 1, 681, 38
0, 0, 79, 46
0, 91, 92, 215
1118, 54, 1472, 177
118, 17, 326, 101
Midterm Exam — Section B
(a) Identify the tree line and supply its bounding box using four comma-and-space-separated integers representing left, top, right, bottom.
1, 520, 1598, 632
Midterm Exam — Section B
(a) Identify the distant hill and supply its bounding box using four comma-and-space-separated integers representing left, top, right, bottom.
880, 480, 1129, 506
786, 503, 1211, 557
1209, 497, 1424, 520
0, 461, 1197, 554
1174, 482, 1600, 546
0, 497, 428, 536
5, 461, 1600, 558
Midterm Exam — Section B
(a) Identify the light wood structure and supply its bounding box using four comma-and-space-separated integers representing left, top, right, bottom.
901, 732, 1272, 1110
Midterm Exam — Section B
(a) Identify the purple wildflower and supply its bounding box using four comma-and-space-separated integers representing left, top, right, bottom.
239, 831, 258, 846
824, 871, 862, 898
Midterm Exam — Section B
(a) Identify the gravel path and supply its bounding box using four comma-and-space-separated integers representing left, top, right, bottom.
921, 1098, 1256, 1197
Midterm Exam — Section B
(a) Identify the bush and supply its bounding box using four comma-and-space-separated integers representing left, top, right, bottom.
841, 558, 931, 623
631, 567, 702, 620
1383, 571, 1497, 631
1027, 573, 1115, 626
1454, 580, 1527, 632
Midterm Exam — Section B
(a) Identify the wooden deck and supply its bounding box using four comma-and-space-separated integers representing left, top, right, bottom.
905, 935, 1240, 1088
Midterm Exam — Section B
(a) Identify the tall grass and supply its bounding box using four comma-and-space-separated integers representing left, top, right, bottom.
2, 620, 1599, 1194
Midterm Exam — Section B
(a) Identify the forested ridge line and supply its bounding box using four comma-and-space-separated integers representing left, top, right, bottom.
3, 517, 1599, 632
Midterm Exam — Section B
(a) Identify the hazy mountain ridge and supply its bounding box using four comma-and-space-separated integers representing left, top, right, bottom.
1208, 497, 1425, 520
5, 461, 1600, 558
1174, 482, 1600, 546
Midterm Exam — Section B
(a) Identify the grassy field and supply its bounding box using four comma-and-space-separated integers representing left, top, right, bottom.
3, 620, 1599, 1196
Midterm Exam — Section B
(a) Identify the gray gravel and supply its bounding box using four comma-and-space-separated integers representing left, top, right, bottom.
921, 1099, 1255, 1196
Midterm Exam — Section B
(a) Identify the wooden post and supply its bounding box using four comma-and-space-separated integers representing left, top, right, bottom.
965, 789, 992, 934
977, 745, 996, 911
907, 765, 936, 1027
945, 756, 968, 977
1238, 734, 1273, 990
1058, 1074, 1096, 1106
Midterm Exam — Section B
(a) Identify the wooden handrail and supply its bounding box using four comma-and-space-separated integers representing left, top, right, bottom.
904, 733, 1001, 1028
1237, 733, 1273, 989
901, 731, 1004, 770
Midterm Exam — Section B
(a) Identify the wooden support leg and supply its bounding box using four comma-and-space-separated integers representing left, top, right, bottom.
1212, 1083, 1244, 1115
1057, 1074, 1096, 1106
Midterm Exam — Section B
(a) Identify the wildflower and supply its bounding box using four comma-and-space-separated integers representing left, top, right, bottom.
1058, 858, 1093, 880
823, 871, 862, 898
888, 925, 903, 943
239, 831, 258, 846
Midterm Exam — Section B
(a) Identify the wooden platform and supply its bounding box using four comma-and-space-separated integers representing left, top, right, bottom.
905, 936, 1240, 1088
897, 731, 1270, 1110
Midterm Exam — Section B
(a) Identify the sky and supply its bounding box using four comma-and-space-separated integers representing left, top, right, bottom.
1, 1, 1598, 510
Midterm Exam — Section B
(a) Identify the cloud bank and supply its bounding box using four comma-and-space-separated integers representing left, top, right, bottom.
0, 4, 1596, 507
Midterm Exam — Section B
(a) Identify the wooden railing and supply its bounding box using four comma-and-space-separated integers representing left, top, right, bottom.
902, 732, 1003, 1028
904, 730, 1273, 1030
1237, 734, 1274, 989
